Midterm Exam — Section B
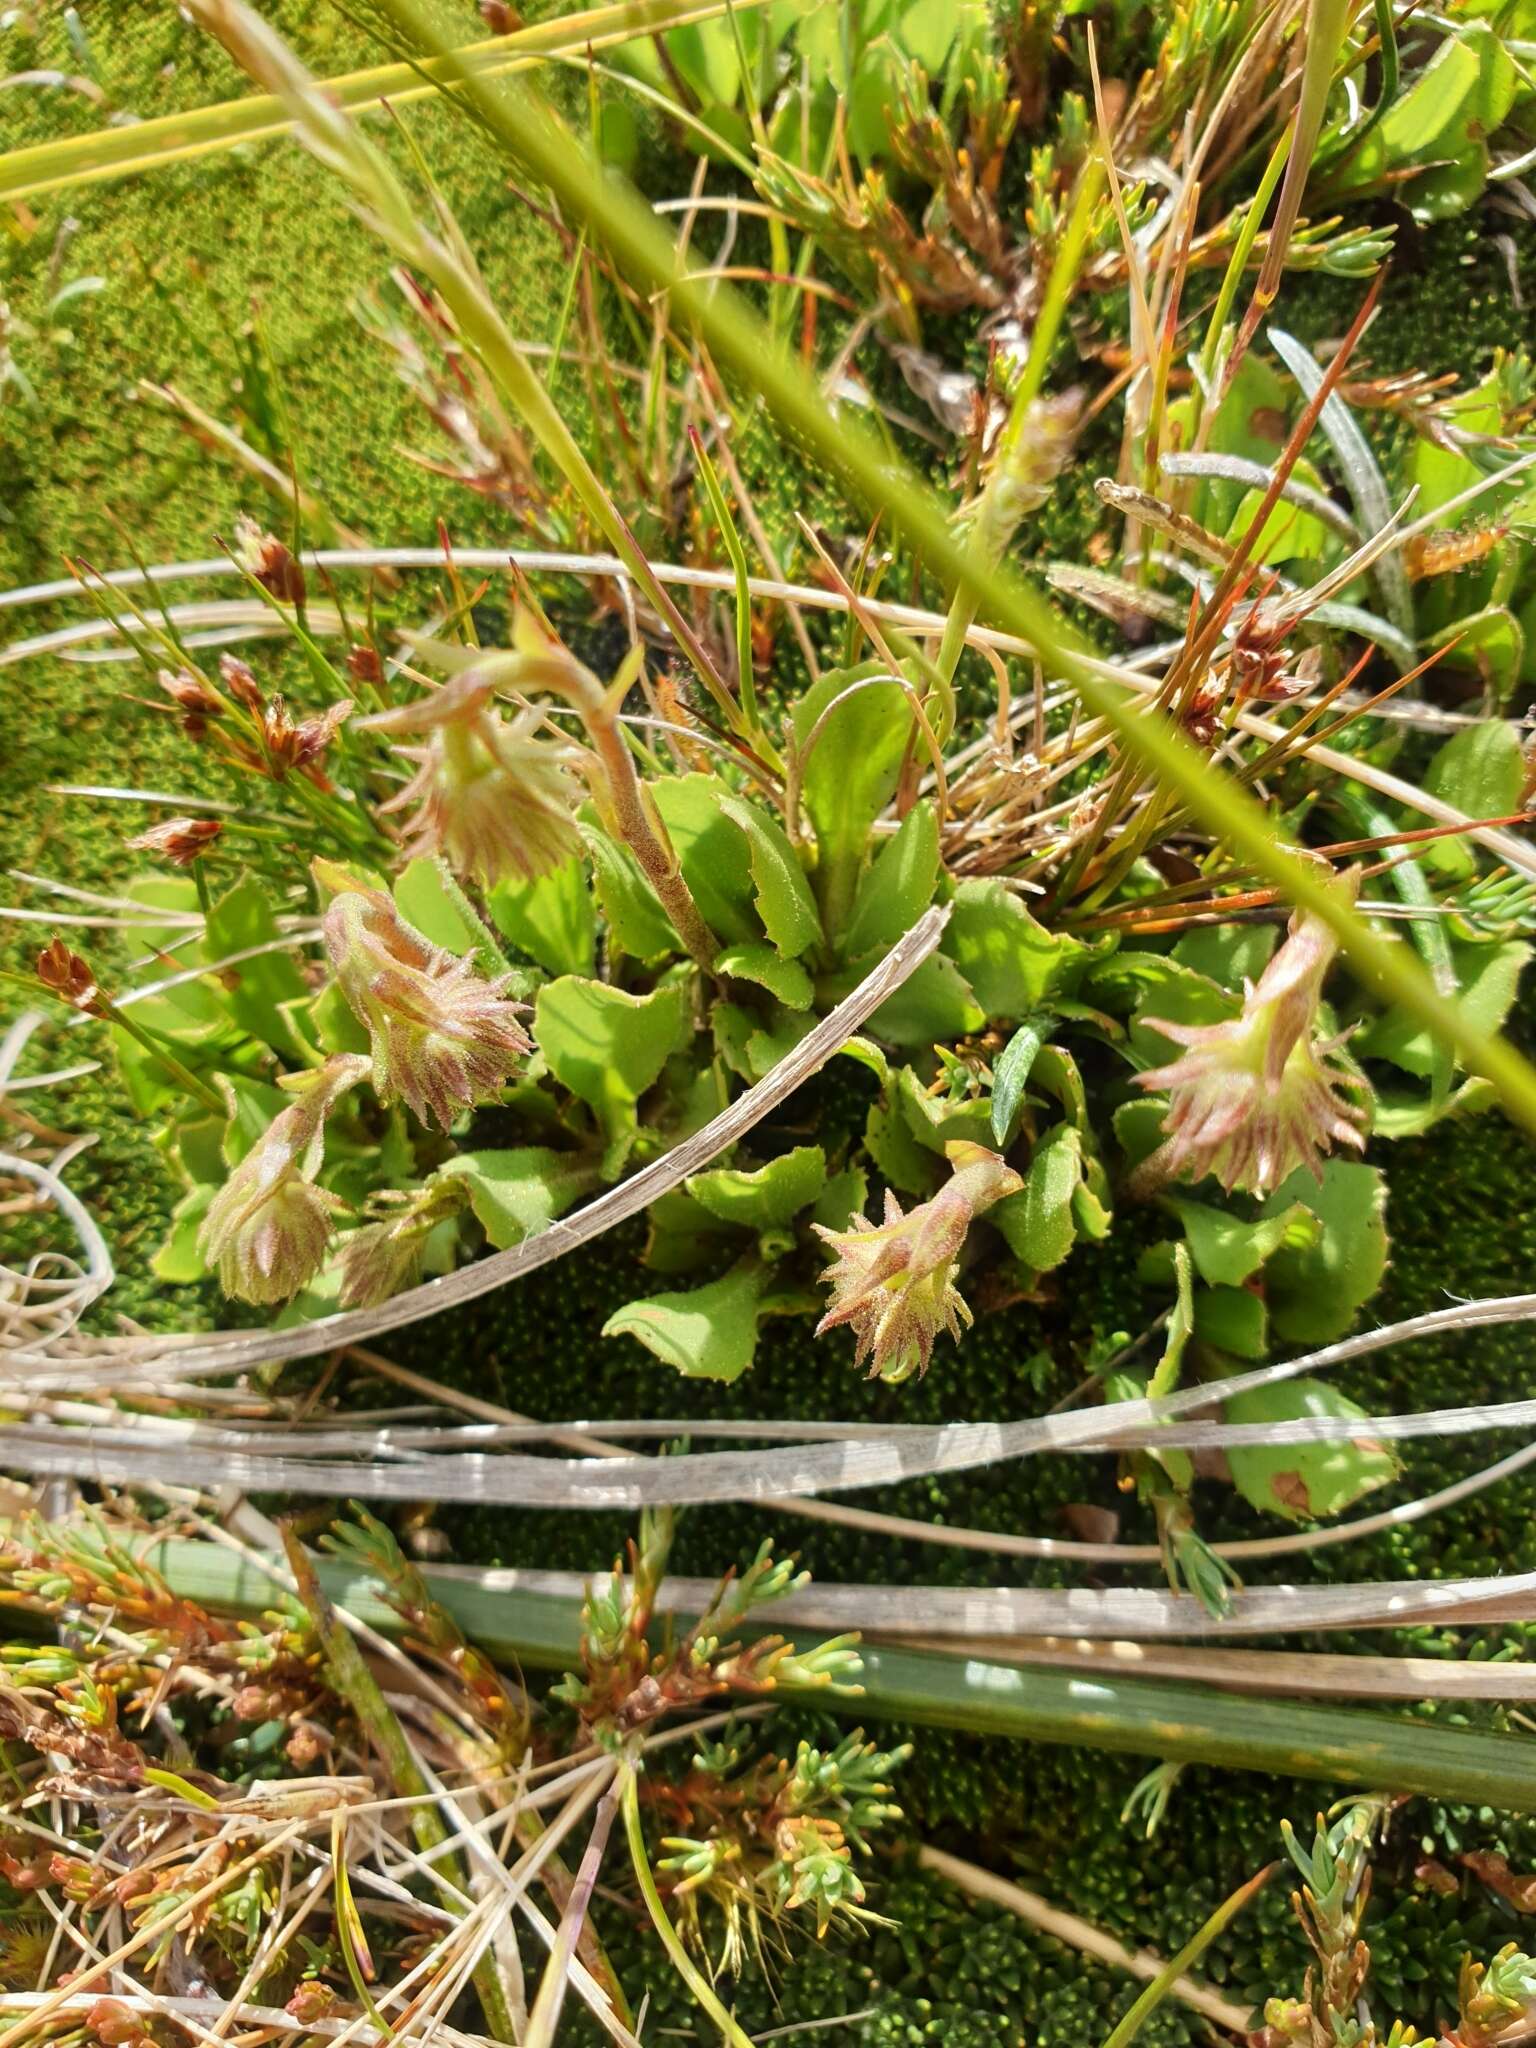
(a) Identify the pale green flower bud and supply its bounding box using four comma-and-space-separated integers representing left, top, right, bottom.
812, 1141, 1023, 1383
198, 1055, 368, 1304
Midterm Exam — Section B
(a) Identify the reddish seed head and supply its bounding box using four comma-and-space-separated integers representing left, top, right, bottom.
346, 643, 384, 685
36, 939, 105, 1016
156, 665, 223, 738
218, 651, 266, 711
126, 816, 224, 867
233, 513, 307, 605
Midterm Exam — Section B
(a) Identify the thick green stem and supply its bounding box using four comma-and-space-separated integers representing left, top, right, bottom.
521, 650, 719, 970
99, 1536, 1536, 1815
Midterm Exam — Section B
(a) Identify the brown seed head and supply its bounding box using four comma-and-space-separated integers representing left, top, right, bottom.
126, 816, 224, 867
234, 513, 307, 605
36, 939, 106, 1017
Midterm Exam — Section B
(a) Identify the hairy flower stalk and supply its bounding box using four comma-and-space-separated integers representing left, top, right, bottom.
360, 671, 581, 887
198, 1055, 369, 1303
405, 624, 720, 970
813, 1141, 1023, 1383
321, 877, 531, 1129
1137, 885, 1368, 1196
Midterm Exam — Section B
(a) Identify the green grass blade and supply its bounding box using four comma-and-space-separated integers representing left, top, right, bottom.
343, 0, 1536, 1141
0, 0, 759, 205
1098, 1863, 1276, 2048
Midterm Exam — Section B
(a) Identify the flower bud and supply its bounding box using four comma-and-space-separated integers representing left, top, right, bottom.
126, 816, 224, 867
337, 1180, 465, 1308
362, 672, 580, 888
234, 513, 306, 605
1137, 887, 1367, 1196
197, 1055, 368, 1304
321, 881, 531, 1129
813, 1141, 1022, 1383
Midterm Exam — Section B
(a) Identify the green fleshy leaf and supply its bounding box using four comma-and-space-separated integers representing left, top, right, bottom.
488, 855, 596, 977
151, 1183, 215, 1284
163, 1108, 225, 1187
792, 661, 915, 940
219, 1074, 289, 1166
1334, 24, 1516, 224
1113, 1097, 1170, 1172
1372, 1073, 1498, 1137
1165, 1197, 1317, 1289
581, 824, 677, 960
1172, 923, 1278, 987
1260, 1161, 1389, 1344
1425, 719, 1523, 833
813, 1164, 868, 1233
437, 1146, 599, 1249
743, 1004, 816, 1079
1358, 940, 1531, 1079
687, 1145, 827, 1229
1031, 1042, 1089, 1133
841, 800, 940, 959
716, 941, 815, 1009
306, 978, 371, 1058
602, 1259, 769, 1382
992, 1122, 1081, 1274
1223, 1378, 1400, 1522
864, 953, 984, 1047
203, 875, 310, 1059
650, 773, 761, 944
1427, 608, 1526, 707
895, 1063, 995, 1154
111, 995, 231, 1118
393, 855, 510, 973
943, 878, 1080, 1023
712, 999, 760, 1082
990, 1014, 1055, 1146
534, 976, 690, 1169
718, 793, 821, 958
1194, 1284, 1268, 1360
1072, 1167, 1113, 1242
864, 1090, 941, 1197
641, 1189, 745, 1274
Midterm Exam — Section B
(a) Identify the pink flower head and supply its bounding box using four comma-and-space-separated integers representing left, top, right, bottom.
1137, 888, 1367, 1196
812, 1141, 1022, 1383
198, 1055, 368, 1304
361, 671, 580, 889
321, 878, 531, 1129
